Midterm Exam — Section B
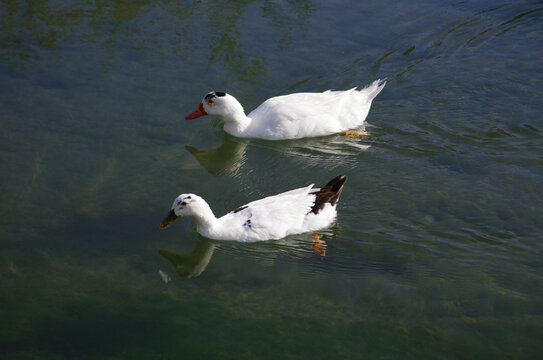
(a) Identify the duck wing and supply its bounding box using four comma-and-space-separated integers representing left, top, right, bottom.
246, 80, 385, 139
220, 185, 317, 241
246, 91, 350, 139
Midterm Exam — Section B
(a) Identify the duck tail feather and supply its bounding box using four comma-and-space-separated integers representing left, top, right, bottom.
309, 175, 347, 214
323, 175, 347, 192
362, 79, 386, 100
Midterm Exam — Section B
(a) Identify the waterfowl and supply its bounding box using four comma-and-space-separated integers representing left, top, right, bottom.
159, 175, 347, 242
185, 80, 385, 140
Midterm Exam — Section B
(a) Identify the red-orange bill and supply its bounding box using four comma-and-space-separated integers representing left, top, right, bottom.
185, 103, 207, 120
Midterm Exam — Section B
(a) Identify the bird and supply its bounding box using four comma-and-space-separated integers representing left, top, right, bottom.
159, 175, 347, 244
185, 80, 385, 140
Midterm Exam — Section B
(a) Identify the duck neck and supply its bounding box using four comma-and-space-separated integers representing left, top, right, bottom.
193, 202, 219, 237
221, 100, 252, 136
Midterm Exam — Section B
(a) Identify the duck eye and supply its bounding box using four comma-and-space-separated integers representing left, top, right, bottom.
206, 99, 215, 106
181, 201, 187, 206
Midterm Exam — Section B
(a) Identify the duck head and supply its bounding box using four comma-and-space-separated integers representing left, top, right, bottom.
185, 91, 244, 121
159, 194, 202, 229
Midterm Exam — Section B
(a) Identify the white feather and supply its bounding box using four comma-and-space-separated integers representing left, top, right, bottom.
163, 182, 342, 242
191, 80, 385, 140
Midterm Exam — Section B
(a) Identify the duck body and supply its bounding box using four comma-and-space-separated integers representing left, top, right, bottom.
185, 80, 385, 140
159, 175, 347, 242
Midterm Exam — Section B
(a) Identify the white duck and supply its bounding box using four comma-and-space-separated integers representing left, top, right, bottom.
185, 80, 385, 140
159, 175, 346, 243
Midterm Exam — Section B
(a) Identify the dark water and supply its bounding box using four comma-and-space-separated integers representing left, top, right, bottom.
1, 0, 542, 358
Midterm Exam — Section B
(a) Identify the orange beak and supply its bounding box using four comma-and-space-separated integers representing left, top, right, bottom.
185, 103, 207, 120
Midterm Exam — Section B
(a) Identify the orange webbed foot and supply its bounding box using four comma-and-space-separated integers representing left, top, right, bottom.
311, 231, 327, 256
340, 129, 370, 137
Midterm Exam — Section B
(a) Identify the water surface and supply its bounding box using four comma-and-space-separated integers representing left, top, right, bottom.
1, 0, 542, 358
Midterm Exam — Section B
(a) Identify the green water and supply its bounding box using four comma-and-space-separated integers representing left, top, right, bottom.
1, 0, 542, 358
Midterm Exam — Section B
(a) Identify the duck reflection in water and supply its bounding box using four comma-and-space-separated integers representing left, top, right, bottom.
159, 234, 329, 279
159, 238, 216, 279
186, 134, 370, 176
185, 136, 249, 176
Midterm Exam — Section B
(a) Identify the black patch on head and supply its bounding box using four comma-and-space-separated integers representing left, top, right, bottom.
232, 205, 248, 213
178, 196, 191, 207
309, 175, 347, 215
204, 91, 226, 100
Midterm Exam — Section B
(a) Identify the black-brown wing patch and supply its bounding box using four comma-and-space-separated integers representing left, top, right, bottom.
232, 205, 248, 213
309, 175, 347, 215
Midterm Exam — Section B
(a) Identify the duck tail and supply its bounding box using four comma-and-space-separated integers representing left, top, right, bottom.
362, 79, 386, 101
323, 175, 347, 194
310, 175, 347, 214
